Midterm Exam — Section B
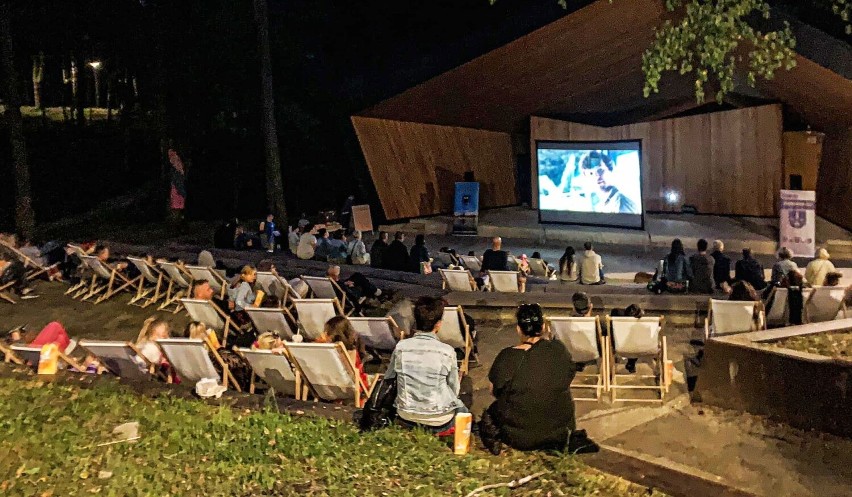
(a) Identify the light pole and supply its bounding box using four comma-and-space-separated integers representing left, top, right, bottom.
88, 61, 102, 108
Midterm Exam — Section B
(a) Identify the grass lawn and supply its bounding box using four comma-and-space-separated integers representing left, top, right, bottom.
0, 378, 664, 497
773, 331, 852, 358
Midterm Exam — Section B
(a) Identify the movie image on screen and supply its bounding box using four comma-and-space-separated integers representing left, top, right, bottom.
537, 140, 643, 229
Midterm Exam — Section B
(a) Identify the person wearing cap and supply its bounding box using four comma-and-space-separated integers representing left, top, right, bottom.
479, 303, 597, 454
570, 292, 593, 317
805, 248, 836, 287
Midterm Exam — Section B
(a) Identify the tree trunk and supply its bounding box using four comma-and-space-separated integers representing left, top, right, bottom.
253, 0, 287, 221
32, 52, 43, 108
0, 2, 35, 239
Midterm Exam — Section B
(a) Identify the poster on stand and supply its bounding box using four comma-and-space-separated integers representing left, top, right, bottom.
453, 182, 480, 236
779, 190, 816, 258
352, 205, 374, 233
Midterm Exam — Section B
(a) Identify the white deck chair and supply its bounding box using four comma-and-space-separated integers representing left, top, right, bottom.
10, 344, 85, 372
78, 256, 136, 304
156, 338, 241, 391
301, 275, 354, 315
293, 298, 340, 340
236, 348, 300, 397
765, 287, 815, 327
548, 316, 607, 400
439, 268, 476, 291
245, 307, 296, 340
438, 306, 472, 375
488, 270, 520, 292
0, 280, 16, 304
0, 240, 56, 281
529, 258, 552, 278
283, 342, 376, 407
126, 257, 165, 307
348, 316, 400, 352
459, 255, 482, 273
185, 265, 228, 299
607, 316, 667, 403
255, 271, 300, 309
806, 286, 848, 323
180, 298, 239, 347
158, 262, 193, 313
0, 341, 25, 364
79, 340, 160, 381
704, 299, 764, 338
64, 244, 91, 295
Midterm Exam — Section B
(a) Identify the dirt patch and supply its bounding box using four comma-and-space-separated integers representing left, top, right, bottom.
773, 331, 852, 358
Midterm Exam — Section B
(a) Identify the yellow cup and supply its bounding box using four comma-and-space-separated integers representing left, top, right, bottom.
38, 343, 60, 375
454, 412, 473, 455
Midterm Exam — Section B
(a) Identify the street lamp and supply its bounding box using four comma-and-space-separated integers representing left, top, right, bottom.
88, 61, 102, 108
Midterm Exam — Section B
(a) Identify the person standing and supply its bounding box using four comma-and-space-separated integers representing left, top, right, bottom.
259, 214, 279, 253
340, 195, 355, 229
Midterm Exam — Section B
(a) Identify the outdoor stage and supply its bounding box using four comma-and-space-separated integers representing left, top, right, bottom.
380, 206, 852, 257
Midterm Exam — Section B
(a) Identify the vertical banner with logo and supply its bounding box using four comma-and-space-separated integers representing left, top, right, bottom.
452, 182, 480, 236
779, 190, 816, 257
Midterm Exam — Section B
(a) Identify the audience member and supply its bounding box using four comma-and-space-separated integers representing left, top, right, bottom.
0, 250, 33, 297
95, 244, 128, 272
296, 223, 317, 260
570, 292, 592, 317
409, 234, 430, 273
384, 296, 468, 433
327, 265, 382, 311
578, 242, 604, 285
689, 239, 715, 294
517, 254, 531, 276
184, 321, 252, 391
198, 250, 216, 268
254, 331, 286, 351
735, 248, 766, 291
480, 303, 596, 455
135, 317, 171, 366
314, 229, 332, 261
662, 239, 692, 291
340, 195, 356, 229
229, 265, 258, 312
191, 279, 233, 314
234, 226, 260, 250
288, 226, 301, 255
805, 248, 835, 287
259, 214, 280, 253
610, 304, 644, 373
327, 231, 349, 264
384, 232, 410, 271
824, 272, 842, 287
347, 230, 370, 265
297, 214, 310, 230
785, 271, 806, 325
481, 237, 509, 273
558, 246, 578, 283
710, 240, 732, 290
369, 231, 390, 268
771, 247, 799, 286
316, 316, 367, 386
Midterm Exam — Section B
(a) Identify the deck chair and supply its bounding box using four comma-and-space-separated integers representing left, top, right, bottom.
348, 316, 400, 352
9, 344, 85, 372
607, 316, 667, 404
126, 257, 165, 307
765, 287, 815, 327
0, 342, 25, 364
63, 244, 92, 295
236, 348, 300, 397
78, 256, 136, 304
184, 265, 228, 299
156, 338, 241, 391
529, 258, 552, 278
158, 262, 193, 313
704, 299, 764, 338
284, 342, 377, 407
0, 280, 16, 304
437, 306, 473, 375
488, 270, 520, 292
79, 340, 162, 381
301, 276, 355, 316
459, 255, 482, 273
245, 307, 296, 340
549, 316, 607, 400
806, 286, 848, 323
180, 298, 239, 347
292, 298, 340, 340
0, 240, 56, 281
255, 271, 300, 309
439, 268, 477, 291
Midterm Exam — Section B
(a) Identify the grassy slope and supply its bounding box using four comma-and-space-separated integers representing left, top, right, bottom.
0, 378, 664, 497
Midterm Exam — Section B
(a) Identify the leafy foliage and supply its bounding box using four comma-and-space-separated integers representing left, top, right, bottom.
774, 331, 852, 358
0, 378, 665, 496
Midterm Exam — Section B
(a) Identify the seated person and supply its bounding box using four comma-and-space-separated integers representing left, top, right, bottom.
735, 248, 766, 291
4, 322, 98, 370
296, 224, 318, 260
689, 239, 715, 295
135, 316, 172, 368
315, 316, 368, 387
191, 279, 233, 314
578, 242, 605, 285
347, 230, 370, 265
479, 303, 597, 454
288, 226, 301, 255
728, 280, 764, 323
94, 245, 128, 272
0, 250, 34, 297
481, 237, 509, 273
184, 321, 252, 391
384, 296, 468, 433
610, 304, 644, 373
824, 272, 842, 287
662, 239, 692, 290
327, 265, 382, 310
313, 229, 332, 261
369, 231, 390, 268
326, 231, 349, 264
409, 234, 430, 273
234, 226, 260, 250
228, 265, 258, 312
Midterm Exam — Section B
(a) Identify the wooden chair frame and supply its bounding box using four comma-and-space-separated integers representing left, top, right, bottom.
438, 305, 473, 376
0, 279, 16, 304
607, 316, 667, 404
0, 240, 57, 282
283, 341, 379, 407
301, 275, 357, 316
180, 298, 240, 348
77, 256, 137, 304
548, 316, 608, 401
158, 262, 193, 313
0, 342, 25, 365
438, 268, 477, 291
126, 257, 166, 308
10, 344, 86, 372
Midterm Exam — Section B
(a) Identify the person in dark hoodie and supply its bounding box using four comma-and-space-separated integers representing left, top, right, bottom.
409, 234, 430, 273
710, 239, 732, 290
735, 248, 766, 291
383, 232, 409, 271
689, 239, 715, 294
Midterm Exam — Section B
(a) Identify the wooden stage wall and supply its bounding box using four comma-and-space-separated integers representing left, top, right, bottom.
351, 116, 517, 220
530, 105, 784, 216
817, 127, 852, 230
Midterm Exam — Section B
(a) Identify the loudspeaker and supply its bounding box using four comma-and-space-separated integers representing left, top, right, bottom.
783, 131, 824, 191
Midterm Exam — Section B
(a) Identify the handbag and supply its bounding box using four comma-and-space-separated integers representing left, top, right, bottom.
357, 376, 397, 432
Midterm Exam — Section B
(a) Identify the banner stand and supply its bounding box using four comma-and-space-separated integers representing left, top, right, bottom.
779, 190, 816, 257
452, 182, 480, 236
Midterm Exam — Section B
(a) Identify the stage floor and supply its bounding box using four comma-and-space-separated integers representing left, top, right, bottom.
381, 206, 852, 256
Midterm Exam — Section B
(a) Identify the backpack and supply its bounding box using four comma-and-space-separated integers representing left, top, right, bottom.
356, 377, 397, 432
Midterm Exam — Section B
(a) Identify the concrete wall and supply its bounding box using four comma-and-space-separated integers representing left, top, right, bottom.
695, 321, 852, 437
